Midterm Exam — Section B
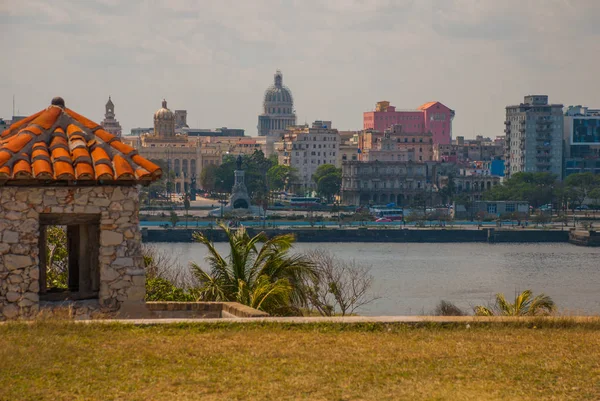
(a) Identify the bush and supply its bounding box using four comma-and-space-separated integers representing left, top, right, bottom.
433, 300, 466, 316
145, 277, 198, 302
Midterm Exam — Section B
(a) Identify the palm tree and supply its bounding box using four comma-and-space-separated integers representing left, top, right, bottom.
474, 290, 556, 316
191, 224, 316, 315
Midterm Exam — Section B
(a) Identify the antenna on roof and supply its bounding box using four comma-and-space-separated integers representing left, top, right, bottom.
12, 95, 15, 118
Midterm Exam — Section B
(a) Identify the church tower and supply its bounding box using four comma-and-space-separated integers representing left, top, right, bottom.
100, 96, 123, 137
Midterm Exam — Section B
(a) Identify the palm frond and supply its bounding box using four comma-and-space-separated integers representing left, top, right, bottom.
191, 262, 227, 301
250, 275, 293, 312
512, 289, 533, 316
495, 293, 514, 316
474, 305, 495, 316
529, 293, 556, 316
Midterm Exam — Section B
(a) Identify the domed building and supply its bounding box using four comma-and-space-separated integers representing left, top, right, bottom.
136, 99, 201, 194
153, 99, 176, 137
258, 70, 297, 155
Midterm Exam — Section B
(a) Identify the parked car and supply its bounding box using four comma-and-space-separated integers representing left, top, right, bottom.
575, 205, 589, 211
375, 218, 393, 223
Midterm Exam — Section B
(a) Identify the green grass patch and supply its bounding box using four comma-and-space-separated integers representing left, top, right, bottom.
1, 320, 599, 400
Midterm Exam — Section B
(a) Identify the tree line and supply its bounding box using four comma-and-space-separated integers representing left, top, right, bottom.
484, 172, 600, 210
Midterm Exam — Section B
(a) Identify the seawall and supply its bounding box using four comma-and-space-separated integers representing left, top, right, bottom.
142, 228, 570, 244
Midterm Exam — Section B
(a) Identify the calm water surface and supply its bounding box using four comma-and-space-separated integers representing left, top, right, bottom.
149, 242, 600, 316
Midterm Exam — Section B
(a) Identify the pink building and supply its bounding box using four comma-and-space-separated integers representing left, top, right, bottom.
363, 100, 455, 145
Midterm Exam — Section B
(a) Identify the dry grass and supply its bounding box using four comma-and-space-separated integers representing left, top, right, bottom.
1, 321, 599, 401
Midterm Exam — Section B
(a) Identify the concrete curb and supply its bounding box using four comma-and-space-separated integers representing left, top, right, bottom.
48, 315, 600, 325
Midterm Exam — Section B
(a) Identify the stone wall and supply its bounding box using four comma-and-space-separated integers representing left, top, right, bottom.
0, 186, 144, 320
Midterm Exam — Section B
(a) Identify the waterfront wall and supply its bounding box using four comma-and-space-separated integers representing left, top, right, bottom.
143, 228, 570, 244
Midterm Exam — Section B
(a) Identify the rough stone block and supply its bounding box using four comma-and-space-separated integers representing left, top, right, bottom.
0, 243, 10, 254
29, 268, 40, 280
4, 255, 32, 270
100, 231, 123, 246
113, 257, 133, 267
6, 291, 20, 302
126, 268, 145, 276
4, 211, 21, 221
101, 268, 120, 282
23, 292, 39, 302
2, 304, 19, 319
3, 231, 19, 244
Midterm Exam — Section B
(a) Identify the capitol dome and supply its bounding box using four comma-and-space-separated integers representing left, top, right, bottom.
263, 70, 294, 114
154, 99, 174, 121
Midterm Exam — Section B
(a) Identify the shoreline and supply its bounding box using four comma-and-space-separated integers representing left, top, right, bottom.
142, 227, 573, 244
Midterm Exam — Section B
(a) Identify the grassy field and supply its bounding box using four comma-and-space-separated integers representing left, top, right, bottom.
1, 320, 599, 401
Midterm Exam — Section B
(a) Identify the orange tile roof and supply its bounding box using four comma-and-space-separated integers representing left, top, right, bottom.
417, 101, 439, 110
0, 97, 161, 184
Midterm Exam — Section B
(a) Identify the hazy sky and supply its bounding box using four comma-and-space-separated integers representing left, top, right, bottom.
1, 0, 599, 138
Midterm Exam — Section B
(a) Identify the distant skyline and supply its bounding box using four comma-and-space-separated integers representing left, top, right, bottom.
2, 0, 600, 138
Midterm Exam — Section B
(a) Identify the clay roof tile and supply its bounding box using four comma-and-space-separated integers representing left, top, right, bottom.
0, 98, 161, 185
1, 110, 44, 139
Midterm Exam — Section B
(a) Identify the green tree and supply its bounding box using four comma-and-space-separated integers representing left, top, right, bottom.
267, 164, 298, 192
191, 225, 317, 315
199, 163, 218, 192
169, 210, 179, 228
589, 187, 600, 213
563, 172, 600, 210
183, 194, 191, 228
214, 150, 275, 201
484, 172, 557, 207
474, 290, 556, 316
439, 173, 456, 204
46, 226, 68, 288
312, 164, 341, 202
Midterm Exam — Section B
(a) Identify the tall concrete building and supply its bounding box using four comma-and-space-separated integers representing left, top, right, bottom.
563, 105, 600, 177
275, 121, 340, 194
100, 96, 122, 137
257, 70, 297, 156
504, 95, 563, 178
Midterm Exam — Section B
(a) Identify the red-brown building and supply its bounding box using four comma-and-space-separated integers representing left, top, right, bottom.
363, 100, 455, 145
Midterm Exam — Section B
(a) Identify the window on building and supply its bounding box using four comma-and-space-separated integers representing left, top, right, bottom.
38, 215, 101, 302
506, 203, 515, 212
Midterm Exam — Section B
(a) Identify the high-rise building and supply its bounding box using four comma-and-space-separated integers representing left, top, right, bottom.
504, 95, 563, 178
100, 96, 122, 137
563, 105, 600, 177
257, 70, 297, 156
363, 101, 455, 145
275, 121, 340, 194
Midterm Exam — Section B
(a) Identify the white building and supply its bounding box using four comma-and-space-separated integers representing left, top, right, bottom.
504, 95, 563, 178
276, 121, 340, 194
257, 70, 297, 156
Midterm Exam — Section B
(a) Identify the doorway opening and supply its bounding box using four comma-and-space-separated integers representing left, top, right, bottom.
38, 214, 101, 301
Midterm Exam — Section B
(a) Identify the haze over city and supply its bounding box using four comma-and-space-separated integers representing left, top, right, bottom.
2, 0, 599, 136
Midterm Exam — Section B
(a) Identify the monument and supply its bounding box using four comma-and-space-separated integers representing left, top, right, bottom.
209, 155, 263, 217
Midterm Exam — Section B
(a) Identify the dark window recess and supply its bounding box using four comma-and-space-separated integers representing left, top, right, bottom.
38, 214, 101, 301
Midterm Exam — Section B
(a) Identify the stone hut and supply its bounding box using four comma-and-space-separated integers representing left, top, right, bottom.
0, 97, 161, 320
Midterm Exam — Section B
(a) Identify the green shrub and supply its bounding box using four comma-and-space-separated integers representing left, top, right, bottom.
145, 277, 198, 302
